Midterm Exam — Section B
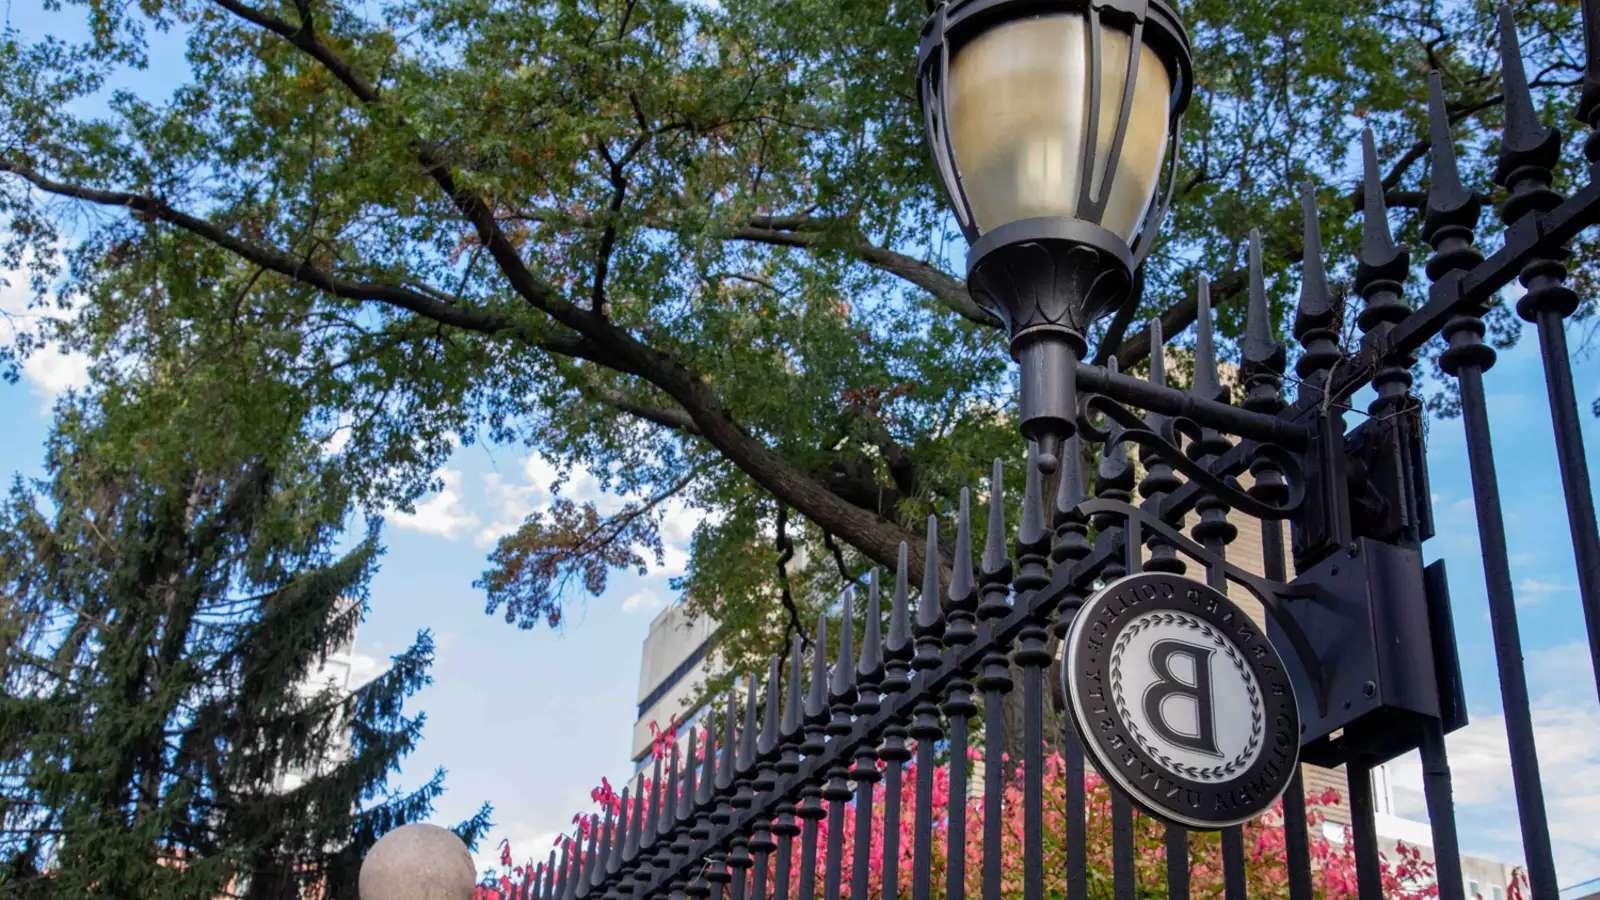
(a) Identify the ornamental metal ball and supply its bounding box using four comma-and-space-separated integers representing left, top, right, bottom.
358, 823, 475, 900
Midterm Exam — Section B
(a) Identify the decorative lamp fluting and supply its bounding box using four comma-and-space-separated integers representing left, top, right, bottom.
918, 0, 1192, 471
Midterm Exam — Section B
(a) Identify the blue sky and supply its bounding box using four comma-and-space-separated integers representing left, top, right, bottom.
3, 0, 1600, 889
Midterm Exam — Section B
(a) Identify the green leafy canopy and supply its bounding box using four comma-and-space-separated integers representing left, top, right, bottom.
1, 0, 1594, 678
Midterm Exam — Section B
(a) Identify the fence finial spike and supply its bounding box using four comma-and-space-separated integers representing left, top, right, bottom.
1193, 276, 1223, 402
1054, 434, 1085, 515
859, 569, 884, 678
592, 809, 609, 888
918, 515, 942, 631
981, 459, 1008, 576
1424, 73, 1476, 232
679, 729, 696, 820
1291, 195, 1331, 343
1496, 5, 1560, 184
887, 541, 912, 654
643, 752, 661, 848
783, 634, 804, 735
1357, 131, 1402, 266
806, 613, 828, 717
556, 835, 571, 898
609, 786, 628, 872
948, 487, 975, 608
760, 655, 780, 755
1240, 231, 1272, 362
715, 689, 736, 792
1019, 443, 1048, 547
625, 773, 644, 859
697, 719, 714, 805
663, 740, 680, 839
740, 671, 758, 769
831, 591, 856, 696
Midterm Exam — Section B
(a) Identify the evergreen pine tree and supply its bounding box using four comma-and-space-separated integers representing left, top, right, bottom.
0, 376, 489, 899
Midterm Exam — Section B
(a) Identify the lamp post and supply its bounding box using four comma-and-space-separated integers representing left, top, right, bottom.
918, 0, 1192, 472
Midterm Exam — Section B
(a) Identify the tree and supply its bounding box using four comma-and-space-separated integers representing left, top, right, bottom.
0, 366, 490, 898
0, 0, 1591, 672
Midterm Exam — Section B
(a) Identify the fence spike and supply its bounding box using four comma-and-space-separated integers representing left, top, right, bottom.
759, 655, 781, 756
859, 569, 885, 678
609, 786, 629, 874
662, 740, 680, 840
981, 458, 1009, 578
1193, 277, 1224, 402
718, 689, 737, 791
887, 542, 913, 656
831, 591, 856, 697
1496, 5, 1560, 184
917, 514, 943, 632
949, 487, 976, 608
1243, 243, 1284, 374
1358, 131, 1406, 277
1290, 193, 1342, 387
594, 809, 612, 888
783, 634, 804, 737
555, 838, 571, 900
584, 815, 600, 893
625, 773, 644, 861
680, 729, 697, 822
1290, 198, 1329, 338
1055, 432, 1085, 516
806, 614, 829, 719
740, 672, 759, 771
697, 720, 715, 807
946, 487, 980, 642
1019, 443, 1048, 549
564, 829, 582, 900
642, 752, 661, 849
1425, 74, 1478, 234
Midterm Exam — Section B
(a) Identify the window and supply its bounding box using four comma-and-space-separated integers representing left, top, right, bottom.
1468, 880, 1481, 899
1492, 887, 1504, 900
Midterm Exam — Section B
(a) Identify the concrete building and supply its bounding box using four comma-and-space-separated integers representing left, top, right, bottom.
630, 602, 720, 769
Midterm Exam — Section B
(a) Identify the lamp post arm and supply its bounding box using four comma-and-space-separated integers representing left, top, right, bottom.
1075, 362, 1313, 450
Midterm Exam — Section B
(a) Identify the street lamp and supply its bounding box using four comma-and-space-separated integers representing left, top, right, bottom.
918, 0, 1193, 472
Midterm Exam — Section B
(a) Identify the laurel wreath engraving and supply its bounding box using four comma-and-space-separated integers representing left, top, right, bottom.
1108, 611, 1263, 784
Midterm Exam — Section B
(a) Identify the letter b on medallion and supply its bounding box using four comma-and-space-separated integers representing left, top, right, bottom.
1143, 639, 1220, 757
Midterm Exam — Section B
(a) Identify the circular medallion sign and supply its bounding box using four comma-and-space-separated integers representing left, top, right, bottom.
1063, 572, 1300, 829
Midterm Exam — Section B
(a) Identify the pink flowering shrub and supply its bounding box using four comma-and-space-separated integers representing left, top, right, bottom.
475, 737, 1472, 899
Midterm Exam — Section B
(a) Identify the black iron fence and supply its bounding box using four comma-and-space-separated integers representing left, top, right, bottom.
489, 6, 1600, 899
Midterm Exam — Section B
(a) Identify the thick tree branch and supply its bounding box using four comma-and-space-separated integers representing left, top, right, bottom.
203, 0, 929, 577
0, 158, 594, 359
727, 221, 1000, 327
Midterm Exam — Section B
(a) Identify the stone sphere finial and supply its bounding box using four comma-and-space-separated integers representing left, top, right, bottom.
359, 823, 475, 900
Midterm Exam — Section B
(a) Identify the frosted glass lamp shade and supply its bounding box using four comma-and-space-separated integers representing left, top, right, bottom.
947, 14, 1172, 242
918, 0, 1192, 256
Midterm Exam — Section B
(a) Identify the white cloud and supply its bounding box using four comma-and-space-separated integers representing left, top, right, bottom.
1, 260, 91, 404
391, 469, 480, 540
474, 453, 635, 548
1382, 652, 1600, 883
21, 343, 91, 397
621, 589, 667, 614
1515, 577, 1571, 605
